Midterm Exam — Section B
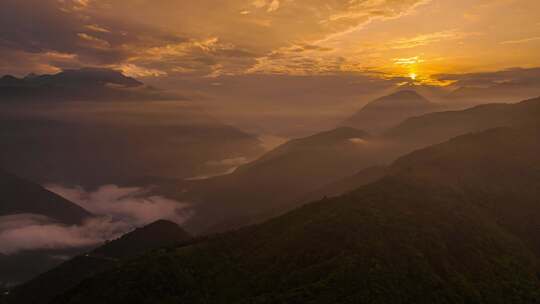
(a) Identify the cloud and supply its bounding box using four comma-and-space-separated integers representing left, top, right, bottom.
394, 56, 426, 66
0, 0, 429, 77
205, 157, 250, 167
45, 184, 193, 226
435, 67, 540, 88
0, 0, 186, 75
0, 185, 193, 255
500, 36, 540, 45
387, 30, 481, 50
0, 214, 130, 255
349, 137, 368, 145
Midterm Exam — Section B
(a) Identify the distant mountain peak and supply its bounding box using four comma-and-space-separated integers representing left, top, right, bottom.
388, 90, 423, 98
342, 90, 438, 133
0, 75, 22, 86
0, 67, 181, 102
47, 68, 143, 88
363, 90, 432, 110
1, 68, 142, 88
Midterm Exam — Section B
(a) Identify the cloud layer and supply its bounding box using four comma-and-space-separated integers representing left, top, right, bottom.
0, 214, 129, 254
46, 184, 193, 226
0, 185, 193, 254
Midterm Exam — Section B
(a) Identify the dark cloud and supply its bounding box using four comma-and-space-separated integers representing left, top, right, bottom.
0, 0, 119, 63
0, 0, 186, 75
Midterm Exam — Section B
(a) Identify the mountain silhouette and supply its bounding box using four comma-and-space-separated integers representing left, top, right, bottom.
0, 115, 264, 188
0, 68, 174, 102
385, 96, 540, 145
343, 90, 440, 133
0, 170, 93, 288
0, 170, 91, 224
179, 97, 540, 235
6, 220, 191, 304
179, 127, 394, 234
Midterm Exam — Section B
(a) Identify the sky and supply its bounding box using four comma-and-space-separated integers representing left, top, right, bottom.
1, 0, 539, 80
1, 0, 540, 135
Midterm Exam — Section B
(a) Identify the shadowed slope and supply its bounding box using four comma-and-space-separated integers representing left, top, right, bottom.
181, 127, 392, 234
7, 220, 191, 304
385, 96, 540, 145
0, 170, 91, 225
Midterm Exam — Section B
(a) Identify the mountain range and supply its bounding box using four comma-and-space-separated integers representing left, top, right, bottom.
385, 96, 540, 145
0, 117, 264, 187
0, 68, 266, 186
34, 125, 540, 304
1, 89, 539, 303
173, 96, 540, 235
0, 68, 174, 102
176, 127, 395, 234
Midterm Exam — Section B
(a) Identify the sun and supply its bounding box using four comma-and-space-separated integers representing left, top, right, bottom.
409, 72, 417, 80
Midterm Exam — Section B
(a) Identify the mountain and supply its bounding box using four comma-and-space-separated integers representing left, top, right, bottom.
46, 126, 540, 304
6, 220, 191, 304
385, 96, 540, 145
91, 220, 191, 259
0, 68, 265, 190
0, 114, 264, 188
179, 127, 397, 234
342, 91, 440, 133
175, 97, 540, 235
0, 68, 173, 102
0, 170, 91, 224
445, 82, 540, 108
0, 171, 93, 287
295, 165, 388, 205
20, 68, 142, 88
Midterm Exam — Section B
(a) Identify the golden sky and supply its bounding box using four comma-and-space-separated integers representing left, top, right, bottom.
1, 0, 540, 85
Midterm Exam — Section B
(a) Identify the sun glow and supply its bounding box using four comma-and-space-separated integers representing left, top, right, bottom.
409, 73, 417, 80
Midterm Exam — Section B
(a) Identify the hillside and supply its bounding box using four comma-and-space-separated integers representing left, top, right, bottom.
342, 91, 440, 133
6, 220, 191, 304
92, 220, 192, 259
48, 126, 540, 304
181, 97, 540, 234
0, 115, 264, 187
180, 127, 397, 234
0, 171, 93, 287
385, 96, 540, 145
0, 170, 91, 224
295, 166, 388, 205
